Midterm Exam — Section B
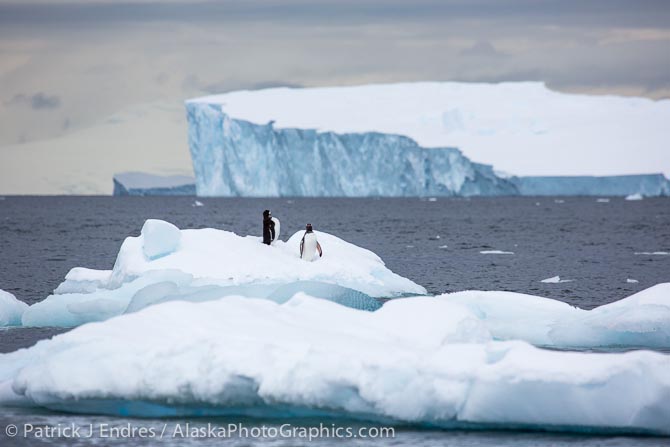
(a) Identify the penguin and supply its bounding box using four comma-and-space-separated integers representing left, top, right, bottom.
271, 216, 281, 244
300, 223, 323, 261
262, 210, 276, 245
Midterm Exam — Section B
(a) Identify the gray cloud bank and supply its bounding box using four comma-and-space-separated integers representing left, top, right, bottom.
0, 0, 669, 192
1, 0, 669, 28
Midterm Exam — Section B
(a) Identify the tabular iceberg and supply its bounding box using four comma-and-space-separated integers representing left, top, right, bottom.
113, 172, 195, 196
186, 103, 516, 197
1, 295, 669, 435
185, 82, 670, 197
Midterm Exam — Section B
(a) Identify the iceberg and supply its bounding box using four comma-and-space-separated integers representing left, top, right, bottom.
1, 295, 669, 435
510, 174, 670, 197
439, 284, 670, 349
186, 102, 516, 196
8, 219, 670, 352
540, 275, 573, 283
18, 219, 424, 327
185, 82, 670, 197
113, 172, 195, 196
0, 290, 28, 326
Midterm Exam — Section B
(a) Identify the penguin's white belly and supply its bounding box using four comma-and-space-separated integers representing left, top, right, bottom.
301, 234, 318, 261
271, 217, 281, 243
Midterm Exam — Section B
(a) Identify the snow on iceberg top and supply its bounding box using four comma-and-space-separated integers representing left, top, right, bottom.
187, 82, 670, 176
109, 219, 425, 298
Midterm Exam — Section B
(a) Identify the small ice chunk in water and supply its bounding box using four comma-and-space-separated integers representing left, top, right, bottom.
541, 276, 573, 283
192, 200, 204, 207
625, 193, 643, 201
596, 198, 610, 203
627, 278, 639, 284
428, 197, 437, 202
634, 251, 669, 256
480, 250, 514, 255
141, 219, 181, 260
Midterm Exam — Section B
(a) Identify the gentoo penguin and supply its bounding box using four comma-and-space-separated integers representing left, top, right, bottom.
262, 210, 278, 245
300, 223, 323, 261
271, 216, 281, 244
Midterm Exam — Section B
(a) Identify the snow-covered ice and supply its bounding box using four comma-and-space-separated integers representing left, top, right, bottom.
2, 219, 670, 434
140, 219, 182, 260
17, 220, 424, 327
5, 219, 670, 353
439, 284, 670, 349
52, 268, 112, 295
0, 290, 28, 326
0, 294, 669, 434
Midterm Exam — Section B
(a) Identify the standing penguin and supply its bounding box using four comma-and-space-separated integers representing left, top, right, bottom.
300, 223, 323, 261
262, 210, 277, 245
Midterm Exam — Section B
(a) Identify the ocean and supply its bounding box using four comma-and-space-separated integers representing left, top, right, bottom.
0, 196, 669, 446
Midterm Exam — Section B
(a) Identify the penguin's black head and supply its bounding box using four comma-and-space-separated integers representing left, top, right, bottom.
306, 223, 313, 232
263, 210, 271, 218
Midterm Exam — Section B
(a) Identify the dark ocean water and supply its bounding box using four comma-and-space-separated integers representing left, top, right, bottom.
1, 196, 669, 308
0, 196, 669, 446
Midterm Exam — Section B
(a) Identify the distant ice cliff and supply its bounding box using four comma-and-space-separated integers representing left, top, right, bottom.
113, 172, 195, 196
183, 82, 669, 197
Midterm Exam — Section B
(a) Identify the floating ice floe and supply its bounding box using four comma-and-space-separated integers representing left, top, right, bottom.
0, 290, 28, 326
4, 220, 670, 353
540, 275, 573, 283
0, 294, 669, 435
627, 278, 639, 284
192, 200, 204, 207
14, 219, 425, 327
596, 198, 610, 203
625, 193, 644, 201
634, 251, 669, 256
479, 250, 514, 255
439, 284, 670, 349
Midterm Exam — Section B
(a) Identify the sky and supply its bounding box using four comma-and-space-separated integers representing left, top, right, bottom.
0, 0, 669, 194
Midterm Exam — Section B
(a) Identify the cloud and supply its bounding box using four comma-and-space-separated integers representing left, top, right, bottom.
460, 40, 506, 58
181, 74, 303, 95
8, 92, 61, 109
